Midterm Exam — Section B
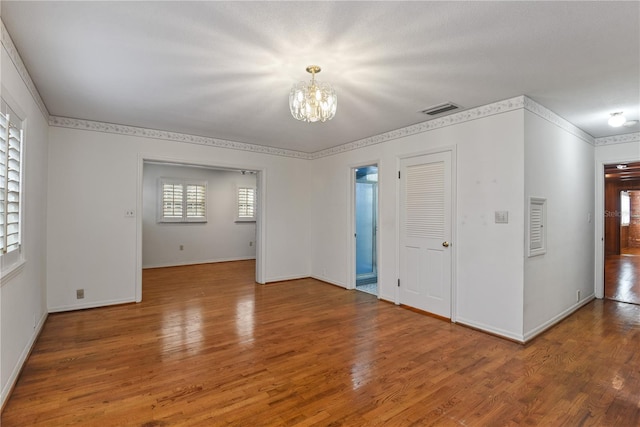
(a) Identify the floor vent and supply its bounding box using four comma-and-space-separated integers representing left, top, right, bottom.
420, 102, 461, 116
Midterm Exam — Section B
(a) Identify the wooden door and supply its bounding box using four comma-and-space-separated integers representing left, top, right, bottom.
399, 151, 452, 317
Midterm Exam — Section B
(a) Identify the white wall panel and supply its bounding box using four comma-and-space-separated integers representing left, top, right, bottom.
47, 127, 310, 311
523, 111, 595, 339
0, 45, 49, 407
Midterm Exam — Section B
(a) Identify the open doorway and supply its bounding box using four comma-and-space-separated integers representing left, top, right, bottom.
603, 162, 640, 305
354, 165, 378, 296
136, 158, 264, 302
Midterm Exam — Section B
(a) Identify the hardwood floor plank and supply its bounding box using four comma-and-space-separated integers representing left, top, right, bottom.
2, 260, 640, 425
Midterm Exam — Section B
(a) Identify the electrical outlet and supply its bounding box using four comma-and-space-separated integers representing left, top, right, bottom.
179, 245, 184, 251
124, 210, 135, 218
76, 289, 85, 299
249, 241, 253, 247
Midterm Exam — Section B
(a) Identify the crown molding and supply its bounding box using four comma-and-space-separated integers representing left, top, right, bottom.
1, 19, 49, 119
594, 132, 640, 146
522, 97, 595, 145
310, 95, 594, 159
50, 96, 598, 161
48, 116, 312, 160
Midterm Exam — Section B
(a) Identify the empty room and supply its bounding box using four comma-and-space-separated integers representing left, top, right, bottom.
1, 1, 639, 425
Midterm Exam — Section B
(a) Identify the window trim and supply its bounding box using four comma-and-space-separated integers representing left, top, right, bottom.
0, 97, 26, 279
157, 178, 207, 223
236, 186, 256, 222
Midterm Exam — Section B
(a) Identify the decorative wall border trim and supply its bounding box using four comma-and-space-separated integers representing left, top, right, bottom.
49, 116, 312, 160
1, 20, 49, 119
50, 95, 601, 160
594, 132, 640, 146
310, 95, 595, 159
522, 96, 595, 145
310, 96, 526, 159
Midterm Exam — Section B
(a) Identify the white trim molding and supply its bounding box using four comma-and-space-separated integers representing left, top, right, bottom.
594, 132, 640, 146
49, 95, 604, 161
1, 20, 49, 118
49, 116, 311, 159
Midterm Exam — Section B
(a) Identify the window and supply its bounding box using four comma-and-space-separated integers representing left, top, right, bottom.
237, 187, 256, 221
158, 179, 207, 222
621, 191, 630, 226
0, 103, 23, 261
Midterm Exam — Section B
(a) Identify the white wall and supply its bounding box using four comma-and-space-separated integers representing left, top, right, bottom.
47, 127, 310, 312
310, 108, 526, 340
523, 110, 595, 339
0, 37, 49, 406
594, 137, 640, 298
142, 163, 256, 268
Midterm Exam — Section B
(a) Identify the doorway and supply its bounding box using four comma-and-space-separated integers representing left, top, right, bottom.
136, 157, 265, 302
603, 162, 640, 305
354, 165, 378, 295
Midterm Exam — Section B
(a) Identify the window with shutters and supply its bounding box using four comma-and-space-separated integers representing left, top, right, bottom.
236, 187, 256, 222
0, 100, 24, 276
528, 197, 546, 257
158, 179, 207, 223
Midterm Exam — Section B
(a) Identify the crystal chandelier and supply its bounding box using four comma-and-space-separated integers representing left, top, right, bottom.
289, 65, 337, 122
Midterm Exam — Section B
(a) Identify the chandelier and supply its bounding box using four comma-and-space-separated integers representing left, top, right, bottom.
289, 65, 337, 122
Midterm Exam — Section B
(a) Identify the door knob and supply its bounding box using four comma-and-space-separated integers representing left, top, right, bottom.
442, 241, 450, 247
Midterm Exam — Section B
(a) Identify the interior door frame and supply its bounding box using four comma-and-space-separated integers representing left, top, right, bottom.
395, 146, 457, 321
135, 154, 266, 302
595, 156, 640, 299
348, 160, 380, 292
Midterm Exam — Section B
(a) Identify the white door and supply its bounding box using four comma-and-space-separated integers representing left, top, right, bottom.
399, 151, 452, 317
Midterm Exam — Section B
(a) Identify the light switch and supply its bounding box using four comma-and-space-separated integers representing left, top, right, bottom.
495, 211, 509, 224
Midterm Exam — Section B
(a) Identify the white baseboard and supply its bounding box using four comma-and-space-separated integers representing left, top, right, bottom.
455, 316, 525, 343
265, 274, 309, 284
1, 311, 48, 409
523, 294, 595, 342
48, 297, 135, 313
142, 256, 256, 269
310, 275, 347, 289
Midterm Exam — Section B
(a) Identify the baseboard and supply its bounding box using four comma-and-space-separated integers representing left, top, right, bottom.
523, 294, 595, 342
265, 274, 310, 284
47, 297, 135, 313
1, 311, 48, 410
142, 256, 256, 269
455, 316, 525, 343
309, 275, 347, 289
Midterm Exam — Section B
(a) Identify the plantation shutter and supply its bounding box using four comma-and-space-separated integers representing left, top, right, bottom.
238, 187, 255, 219
0, 109, 22, 255
186, 184, 206, 219
159, 179, 206, 223
162, 182, 184, 219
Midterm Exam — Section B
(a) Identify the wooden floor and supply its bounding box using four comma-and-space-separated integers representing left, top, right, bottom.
3, 260, 640, 426
605, 250, 640, 305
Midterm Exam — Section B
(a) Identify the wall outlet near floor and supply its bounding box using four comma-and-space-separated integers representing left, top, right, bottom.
179, 245, 184, 251
576, 290, 581, 302
76, 289, 85, 299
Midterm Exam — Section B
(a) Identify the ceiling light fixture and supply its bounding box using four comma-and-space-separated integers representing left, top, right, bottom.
289, 65, 337, 123
608, 112, 627, 127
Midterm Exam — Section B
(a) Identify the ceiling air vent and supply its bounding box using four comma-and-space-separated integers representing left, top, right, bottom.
420, 102, 461, 116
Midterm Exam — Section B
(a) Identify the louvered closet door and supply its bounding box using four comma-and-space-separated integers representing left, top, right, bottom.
399, 151, 452, 317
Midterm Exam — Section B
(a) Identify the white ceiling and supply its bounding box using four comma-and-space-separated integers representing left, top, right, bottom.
2, 1, 639, 153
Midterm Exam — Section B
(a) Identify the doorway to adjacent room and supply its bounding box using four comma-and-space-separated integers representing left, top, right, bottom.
354, 165, 378, 296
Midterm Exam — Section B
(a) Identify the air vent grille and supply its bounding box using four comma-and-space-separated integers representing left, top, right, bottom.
420, 102, 461, 116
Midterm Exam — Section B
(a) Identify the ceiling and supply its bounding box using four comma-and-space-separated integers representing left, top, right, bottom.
605, 162, 640, 183
1, 1, 639, 154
